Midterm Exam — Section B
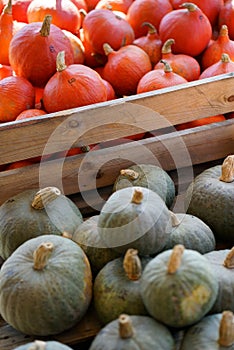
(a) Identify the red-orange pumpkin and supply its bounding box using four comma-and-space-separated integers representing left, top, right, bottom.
137, 60, 187, 94
132, 22, 162, 67
82, 9, 135, 55
95, 0, 133, 14
126, 0, 172, 38
199, 52, 234, 79
176, 114, 226, 130
0, 64, 13, 80
170, 0, 224, 27
27, 0, 81, 34
16, 108, 47, 120
219, 0, 234, 41
159, 3, 212, 57
0, 76, 35, 122
102, 43, 152, 96
0, 0, 13, 65
201, 24, 234, 70
2, 0, 31, 23
42, 51, 107, 113
154, 38, 200, 81
62, 29, 85, 64
9, 15, 74, 88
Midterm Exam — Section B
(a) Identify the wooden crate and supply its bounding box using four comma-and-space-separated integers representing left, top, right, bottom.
1, 73, 234, 349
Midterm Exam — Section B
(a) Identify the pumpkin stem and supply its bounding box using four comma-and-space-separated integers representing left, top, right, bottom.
223, 247, 234, 268
40, 15, 52, 37
123, 248, 142, 281
161, 38, 175, 54
219, 155, 234, 183
220, 24, 229, 37
119, 314, 134, 339
218, 311, 234, 347
28, 340, 47, 350
160, 59, 173, 73
180, 2, 198, 12
141, 22, 157, 35
31, 187, 61, 210
3, 0, 12, 14
103, 43, 114, 56
33, 242, 54, 270
167, 244, 185, 274
221, 53, 231, 63
120, 169, 139, 180
131, 188, 143, 204
56, 51, 67, 72
170, 211, 181, 227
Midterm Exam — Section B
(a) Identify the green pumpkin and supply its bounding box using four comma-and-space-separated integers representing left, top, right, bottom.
0, 187, 83, 260
140, 244, 219, 328
89, 314, 175, 350
98, 186, 172, 256
72, 215, 121, 276
164, 211, 216, 253
94, 248, 151, 325
180, 311, 234, 349
13, 340, 73, 350
185, 155, 234, 242
113, 164, 175, 208
205, 248, 234, 314
0, 234, 92, 336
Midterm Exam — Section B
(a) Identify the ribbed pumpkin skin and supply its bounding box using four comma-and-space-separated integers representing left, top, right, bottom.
0, 76, 35, 122
9, 21, 74, 87
42, 64, 107, 113
205, 249, 234, 314
141, 248, 219, 328
113, 164, 175, 208
0, 189, 83, 260
72, 215, 121, 276
0, 235, 92, 335
180, 313, 224, 350
14, 341, 74, 350
89, 315, 175, 350
98, 186, 172, 256
164, 213, 216, 253
185, 165, 234, 242
93, 255, 151, 324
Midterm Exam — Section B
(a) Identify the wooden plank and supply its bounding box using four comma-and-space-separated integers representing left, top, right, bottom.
1, 119, 233, 205
1, 73, 234, 164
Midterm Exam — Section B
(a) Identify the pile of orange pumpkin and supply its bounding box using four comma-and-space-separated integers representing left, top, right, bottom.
1, 0, 234, 167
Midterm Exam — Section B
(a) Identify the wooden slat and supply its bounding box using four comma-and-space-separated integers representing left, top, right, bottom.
1, 119, 233, 205
1, 73, 234, 164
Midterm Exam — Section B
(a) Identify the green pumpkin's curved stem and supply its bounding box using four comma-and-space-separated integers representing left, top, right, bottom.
28, 340, 47, 350
218, 311, 234, 347
219, 155, 234, 183
120, 169, 139, 180
119, 314, 134, 339
33, 242, 54, 270
123, 248, 142, 281
31, 186, 61, 210
167, 244, 185, 274
131, 188, 143, 204
223, 247, 234, 268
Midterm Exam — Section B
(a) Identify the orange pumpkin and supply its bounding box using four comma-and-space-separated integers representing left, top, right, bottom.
126, 0, 172, 38
0, 64, 13, 80
0, 0, 13, 65
62, 29, 85, 64
27, 0, 81, 34
9, 15, 74, 88
176, 114, 226, 130
132, 22, 162, 67
42, 51, 107, 113
137, 60, 187, 94
95, 0, 133, 14
159, 3, 212, 57
102, 43, 152, 96
154, 38, 201, 82
82, 9, 135, 55
201, 24, 234, 70
0, 76, 35, 122
218, 0, 234, 41
16, 108, 46, 120
2, 0, 31, 23
199, 52, 234, 79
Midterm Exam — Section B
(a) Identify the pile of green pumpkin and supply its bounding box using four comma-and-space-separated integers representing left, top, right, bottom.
0, 155, 234, 350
